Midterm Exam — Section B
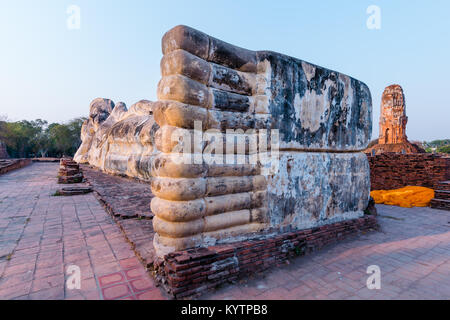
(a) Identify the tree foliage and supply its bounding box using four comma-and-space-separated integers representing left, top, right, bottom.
0, 118, 86, 158
423, 139, 450, 154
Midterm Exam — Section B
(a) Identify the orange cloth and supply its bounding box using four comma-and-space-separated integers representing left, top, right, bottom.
371, 186, 435, 208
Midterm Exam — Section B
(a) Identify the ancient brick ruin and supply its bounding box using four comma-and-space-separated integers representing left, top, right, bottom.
366, 84, 424, 154
368, 153, 450, 190
57, 158, 83, 184
367, 153, 450, 211
380, 84, 408, 144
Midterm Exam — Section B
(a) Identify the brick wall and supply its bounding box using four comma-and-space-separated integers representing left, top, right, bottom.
153, 215, 378, 299
367, 153, 450, 190
0, 159, 32, 175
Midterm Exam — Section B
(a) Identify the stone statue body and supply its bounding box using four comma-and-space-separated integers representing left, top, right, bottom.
74, 98, 158, 181
75, 26, 373, 257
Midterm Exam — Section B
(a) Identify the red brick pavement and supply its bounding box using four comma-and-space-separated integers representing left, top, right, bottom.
0, 163, 167, 300
201, 205, 450, 300
81, 167, 157, 266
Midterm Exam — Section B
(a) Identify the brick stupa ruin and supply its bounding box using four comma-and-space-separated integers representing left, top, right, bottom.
0, 141, 9, 159
366, 84, 424, 155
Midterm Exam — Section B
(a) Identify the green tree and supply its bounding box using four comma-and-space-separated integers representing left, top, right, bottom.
47, 118, 86, 157
437, 145, 450, 154
0, 117, 86, 158
0, 120, 45, 157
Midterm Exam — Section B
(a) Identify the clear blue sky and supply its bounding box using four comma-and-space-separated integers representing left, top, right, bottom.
0, 0, 449, 141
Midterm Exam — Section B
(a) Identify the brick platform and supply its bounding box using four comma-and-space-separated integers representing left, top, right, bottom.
154, 215, 378, 299
82, 165, 153, 219
57, 159, 83, 184
0, 159, 31, 175
32, 158, 61, 163
367, 153, 450, 190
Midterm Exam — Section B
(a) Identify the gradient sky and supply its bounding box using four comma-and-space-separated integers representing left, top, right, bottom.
0, 0, 449, 141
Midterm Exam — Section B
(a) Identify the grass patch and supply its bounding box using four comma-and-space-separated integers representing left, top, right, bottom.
294, 246, 305, 256
379, 215, 405, 221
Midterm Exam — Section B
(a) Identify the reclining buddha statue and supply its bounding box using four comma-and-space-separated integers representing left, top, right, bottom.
75, 25, 373, 257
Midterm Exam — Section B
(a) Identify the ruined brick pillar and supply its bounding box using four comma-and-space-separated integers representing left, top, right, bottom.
379, 84, 408, 145
150, 26, 373, 256
0, 141, 9, 159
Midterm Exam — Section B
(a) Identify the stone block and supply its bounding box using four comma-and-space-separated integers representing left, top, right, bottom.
151, 25, 373, 256
266, 152, 370, 229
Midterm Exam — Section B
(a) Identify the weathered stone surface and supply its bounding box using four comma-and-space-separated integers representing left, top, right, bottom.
86, 101, 128, 169
74, 98, 115, 164
258, 52, 372, 151
75, 26, 373, 258
159, 25, 372, 151
55, 186, 93, 196
0, 159, 31, 175
162, 25, 257, 72
266, 152, 370, 229
366, 142, 424, 154
102, 114, 158, 180
74, 98, 159, 181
